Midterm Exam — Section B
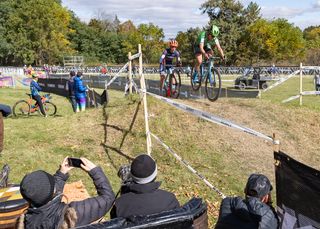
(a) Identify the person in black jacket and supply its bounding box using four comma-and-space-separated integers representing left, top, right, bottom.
0, 104, 11, 153
215, 173, 279, 229
67, 71, 77, 113
110, 154, 180, 218
19, 157, 115, 229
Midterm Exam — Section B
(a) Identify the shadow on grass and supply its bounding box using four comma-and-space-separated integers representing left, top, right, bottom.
101, 99, 141, 170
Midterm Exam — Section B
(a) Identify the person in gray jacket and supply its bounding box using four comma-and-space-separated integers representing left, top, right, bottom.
215, 173, 279, 229
19, 157, 115, 229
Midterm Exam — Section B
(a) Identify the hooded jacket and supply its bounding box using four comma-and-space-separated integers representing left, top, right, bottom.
215, 196, 279, 229
19, 167, 115, 229
74, 76, 87, 99
110, 181, 180, 219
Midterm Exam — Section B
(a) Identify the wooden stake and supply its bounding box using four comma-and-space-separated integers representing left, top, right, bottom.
299, 63, 303, 106
128, 52, 132, 94
138, 44, 152, 155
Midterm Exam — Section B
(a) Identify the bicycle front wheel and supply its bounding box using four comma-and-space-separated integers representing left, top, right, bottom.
205, 68, 221, 102
170, 70, 181, 99
43, 102, 57, 116
13, 100, 30, 117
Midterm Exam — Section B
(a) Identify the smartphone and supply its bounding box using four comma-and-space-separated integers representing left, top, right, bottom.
68, 158, 83, 168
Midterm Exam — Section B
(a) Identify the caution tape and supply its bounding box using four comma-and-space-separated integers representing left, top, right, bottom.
262, 70, 300, 92
106, 62, 129, 87
150, 132, 226, 199
282, 91, 320, 103
146, 92, 273, 143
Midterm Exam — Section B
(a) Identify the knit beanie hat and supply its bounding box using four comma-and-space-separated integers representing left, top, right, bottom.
20, 170, 55, 207
245, 174, 273, 198
130, 154, 157, 184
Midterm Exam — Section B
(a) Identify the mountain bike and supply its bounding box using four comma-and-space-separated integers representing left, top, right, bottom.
190, 57, 222, 102
13, 93, 57, 117
160, 65, 181, 99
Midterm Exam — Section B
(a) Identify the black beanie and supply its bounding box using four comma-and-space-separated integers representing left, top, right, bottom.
130, 154, 157, 184
20, 170, 55, 207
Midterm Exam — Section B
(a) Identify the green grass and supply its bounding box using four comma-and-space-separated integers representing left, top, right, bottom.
0, 84, 319, 226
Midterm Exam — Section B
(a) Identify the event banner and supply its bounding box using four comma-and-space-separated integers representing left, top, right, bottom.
274, 151, 320, 228
38, 78, 107, 107
0, 76, 14, 87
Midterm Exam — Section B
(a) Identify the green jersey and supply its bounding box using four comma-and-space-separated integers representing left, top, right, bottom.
195, 31, 219, 49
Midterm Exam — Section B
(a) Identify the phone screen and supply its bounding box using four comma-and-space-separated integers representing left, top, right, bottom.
68, 158, 83, 168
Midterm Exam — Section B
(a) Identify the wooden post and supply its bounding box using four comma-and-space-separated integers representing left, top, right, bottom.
128, 52, 132, 94
299, 63, 303, 106
138, 44, 143, 78
138, 44, 152, 155
272, 133, 280, 153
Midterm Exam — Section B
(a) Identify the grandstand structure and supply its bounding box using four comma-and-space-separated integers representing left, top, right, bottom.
63, 56, 84, 67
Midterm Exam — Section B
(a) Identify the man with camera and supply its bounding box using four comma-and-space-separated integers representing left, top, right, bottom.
215, 173, 279, 229
19, 157, 115, 229
110, 154, 180, 218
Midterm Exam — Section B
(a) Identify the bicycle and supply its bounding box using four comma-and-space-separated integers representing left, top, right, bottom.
190, 57, 222, 102
13, 93, 57, 117
160, 65, 182, 99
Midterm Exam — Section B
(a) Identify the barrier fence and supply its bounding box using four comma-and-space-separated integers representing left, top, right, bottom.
281, 63, 320, 105
34, 46, 320, 227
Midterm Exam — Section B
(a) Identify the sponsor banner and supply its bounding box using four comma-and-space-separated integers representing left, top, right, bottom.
0, 76, 14, 87
38, 78, 107, 107
275, 151, 320, 228
50, 73, 259, 99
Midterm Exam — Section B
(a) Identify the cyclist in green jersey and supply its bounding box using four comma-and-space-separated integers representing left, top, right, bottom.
193, 25, 225, 82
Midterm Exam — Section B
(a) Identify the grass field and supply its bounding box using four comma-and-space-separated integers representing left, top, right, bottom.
0, 77, 319, 226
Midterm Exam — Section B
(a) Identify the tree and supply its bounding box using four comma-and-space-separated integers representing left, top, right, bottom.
175, 27, 201, 65
201, 0, 261, 64
4, 0, 72, 65
303, 26, 320, 64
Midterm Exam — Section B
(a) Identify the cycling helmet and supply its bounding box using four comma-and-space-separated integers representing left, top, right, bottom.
169, 40, 178, 48
211, 25, 220, 37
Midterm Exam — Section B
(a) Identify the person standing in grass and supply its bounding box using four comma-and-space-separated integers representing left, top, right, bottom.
67, 71, 77, 112
74, 71, 87, 112
314, 71, 320, 92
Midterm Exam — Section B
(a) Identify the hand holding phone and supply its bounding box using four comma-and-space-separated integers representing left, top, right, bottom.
67, 158, 83, 168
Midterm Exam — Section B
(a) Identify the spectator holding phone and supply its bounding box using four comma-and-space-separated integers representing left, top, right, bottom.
19, 157, 115, 229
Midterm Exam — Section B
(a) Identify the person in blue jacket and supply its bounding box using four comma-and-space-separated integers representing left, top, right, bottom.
30, 74, 46, 117
74, 71, 87, 112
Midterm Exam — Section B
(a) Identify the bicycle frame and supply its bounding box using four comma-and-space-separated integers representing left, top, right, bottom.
26, 94, 50, 113
200, 57, 218, 85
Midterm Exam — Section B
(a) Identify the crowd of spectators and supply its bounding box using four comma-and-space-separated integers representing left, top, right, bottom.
0, 98, 279, 229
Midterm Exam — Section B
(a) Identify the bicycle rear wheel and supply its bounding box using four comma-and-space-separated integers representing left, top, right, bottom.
190, 67, 202, 91
170, 71, 181, 99
43, 102, 57, 116
13, 100, 30, 117
205, 68, 221, 102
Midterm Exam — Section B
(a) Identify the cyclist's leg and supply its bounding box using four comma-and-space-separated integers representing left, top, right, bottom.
193, 54, 202, 82
160, 72, 166, 94
33, 95, 46, 116
206, 49, 214, 81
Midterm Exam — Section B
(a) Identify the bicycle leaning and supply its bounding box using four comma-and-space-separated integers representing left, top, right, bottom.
13, 93, 57, 117
190, 56, 222, 102
160, 65, 182, 99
